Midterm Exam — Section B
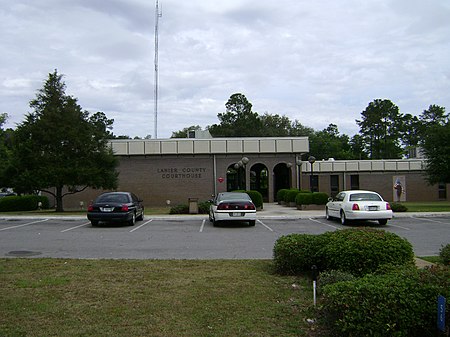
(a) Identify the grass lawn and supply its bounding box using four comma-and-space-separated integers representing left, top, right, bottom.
0, 259, 314, 337
402, 201, 450, 212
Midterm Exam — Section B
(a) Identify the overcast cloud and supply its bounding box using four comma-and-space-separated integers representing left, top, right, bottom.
1, 0, 449, 138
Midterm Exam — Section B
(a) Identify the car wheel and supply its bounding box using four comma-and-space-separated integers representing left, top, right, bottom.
137, 211, 144, 221
128, 213, 136, 226
249, 220, 256, 226
91, 220, 99, 227
340, 211, 347, 225
378, 219, 388, 225
326, 207, 331, 221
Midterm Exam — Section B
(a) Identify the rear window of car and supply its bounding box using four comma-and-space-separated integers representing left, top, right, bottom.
349, 193, 382, 201
96, 193, 130, 203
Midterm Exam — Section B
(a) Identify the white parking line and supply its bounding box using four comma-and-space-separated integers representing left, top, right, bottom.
199, 219, 206, 232
61, 222, 91, 233
129, 219, 153, 232
0, 219, 49, 231
388, 223, 411, 230
309, 218, 340, 230
257, 219, 274, 232
411, 216, 448, 224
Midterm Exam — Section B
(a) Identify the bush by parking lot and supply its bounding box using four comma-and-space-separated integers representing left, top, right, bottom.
0, 195, 49, 212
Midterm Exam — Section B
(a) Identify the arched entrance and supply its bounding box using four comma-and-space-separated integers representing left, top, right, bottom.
273, 163, 292, 201
250, 163, 269, 201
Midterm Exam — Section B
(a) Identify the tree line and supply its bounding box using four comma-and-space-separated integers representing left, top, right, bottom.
0, 73, 449, 212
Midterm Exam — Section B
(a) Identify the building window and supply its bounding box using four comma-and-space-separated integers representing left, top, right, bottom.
350, 175, 359, 190
330, 175, 339, 197
438, 183, 447, 200
311, 175, 319, 192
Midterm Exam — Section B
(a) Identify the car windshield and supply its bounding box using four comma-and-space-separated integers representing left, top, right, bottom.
349, 193, 382, 201
96, 193, 129, 203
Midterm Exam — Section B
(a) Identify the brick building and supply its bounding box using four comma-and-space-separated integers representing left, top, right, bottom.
58, 137, 448, 209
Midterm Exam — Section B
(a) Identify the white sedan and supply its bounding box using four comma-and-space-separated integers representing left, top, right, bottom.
209, 192, 256, 226
326, 190, 393, 225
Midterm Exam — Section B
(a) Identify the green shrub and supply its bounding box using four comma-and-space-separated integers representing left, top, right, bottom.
276, 189, 289, 203
440, 243, 450, 265
322, 265, 450, 337
245, 190, 263, 209
284, 189, 299, 203
169, 204, 189, 214
320, 228, 415, 276
273, 232, 333, 274
0, 195, 49, 212
295, 192, 313, 206
198, 201, 211, 214
318, 269, 356, 292
312, 192, 329, 205
391, 202, 408, 212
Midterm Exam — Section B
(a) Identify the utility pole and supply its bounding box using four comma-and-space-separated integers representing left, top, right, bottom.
154, 0, 162, 139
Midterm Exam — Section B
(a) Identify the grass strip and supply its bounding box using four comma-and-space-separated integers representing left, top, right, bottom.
0, 259, 313, 337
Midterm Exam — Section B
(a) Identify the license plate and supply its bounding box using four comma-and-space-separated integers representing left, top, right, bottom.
368, 206, 378, 211
101, 207, 114, 212
231, 212, 243, 217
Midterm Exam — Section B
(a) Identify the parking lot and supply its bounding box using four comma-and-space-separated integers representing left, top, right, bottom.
1, 213, 449, 259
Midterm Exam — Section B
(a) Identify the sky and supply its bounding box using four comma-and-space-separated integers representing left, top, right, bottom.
1, 0, 450, 139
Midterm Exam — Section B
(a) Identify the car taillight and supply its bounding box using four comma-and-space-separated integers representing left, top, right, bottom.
245, 204, 255, 210
217, 203, 229, 210
352, 203, 360, 211
87, 205, 94, 212
386, 203, 391, 210
121, 204, 129, 211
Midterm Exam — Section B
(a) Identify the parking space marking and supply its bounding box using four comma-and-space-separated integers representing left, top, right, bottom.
0, 219, 49, 231
309, 218, 340, 230
61, 222, 91, 233
388, 223, 411, 230
257, 219, 274, 232
411, 216, 448, 224
129, 219, 153, 232
199, 219, 206, 232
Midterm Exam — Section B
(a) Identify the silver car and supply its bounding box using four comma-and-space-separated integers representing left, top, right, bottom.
326, 190, 393, 225
209, 192, 256, 227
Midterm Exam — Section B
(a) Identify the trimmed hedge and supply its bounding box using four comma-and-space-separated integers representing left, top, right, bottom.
273, 232, 333, 274
320, 228, 415, 276
312, 192, 329, 205
284, 189, 299, 203
295, 192, 329, 206
276, 189, 289, 203
295, 192, 313, 205
273, 228, 414, 276
322, 265, 450, 337
0, 195, 49, 212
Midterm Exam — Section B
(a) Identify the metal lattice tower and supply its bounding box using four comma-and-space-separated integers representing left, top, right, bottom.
154, 0, 162, 139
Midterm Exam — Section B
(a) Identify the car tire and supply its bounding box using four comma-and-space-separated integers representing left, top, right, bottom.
249, 220, 256, 226
340, 211, 347, 225
137, 211, 144, 221
326, 208, 331, 221
128, 213, 136, 226
91, 220, 99, 227
378, 219, 388, 225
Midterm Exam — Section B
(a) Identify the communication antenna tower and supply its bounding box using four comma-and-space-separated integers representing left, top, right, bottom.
154, 0, 162, 138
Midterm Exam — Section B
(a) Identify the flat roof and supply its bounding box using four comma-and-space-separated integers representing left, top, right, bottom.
109, 137, 309, 155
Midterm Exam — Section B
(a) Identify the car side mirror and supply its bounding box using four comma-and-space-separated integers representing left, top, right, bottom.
328, 197, 333, 202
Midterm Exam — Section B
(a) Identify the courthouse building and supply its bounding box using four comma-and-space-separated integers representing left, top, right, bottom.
60, 136, 448, 209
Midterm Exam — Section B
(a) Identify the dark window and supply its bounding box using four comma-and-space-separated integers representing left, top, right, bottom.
311, 175, 319, 192
330, 175, 339, 197
438, 183, 447, 199
350, 175, 360, 190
